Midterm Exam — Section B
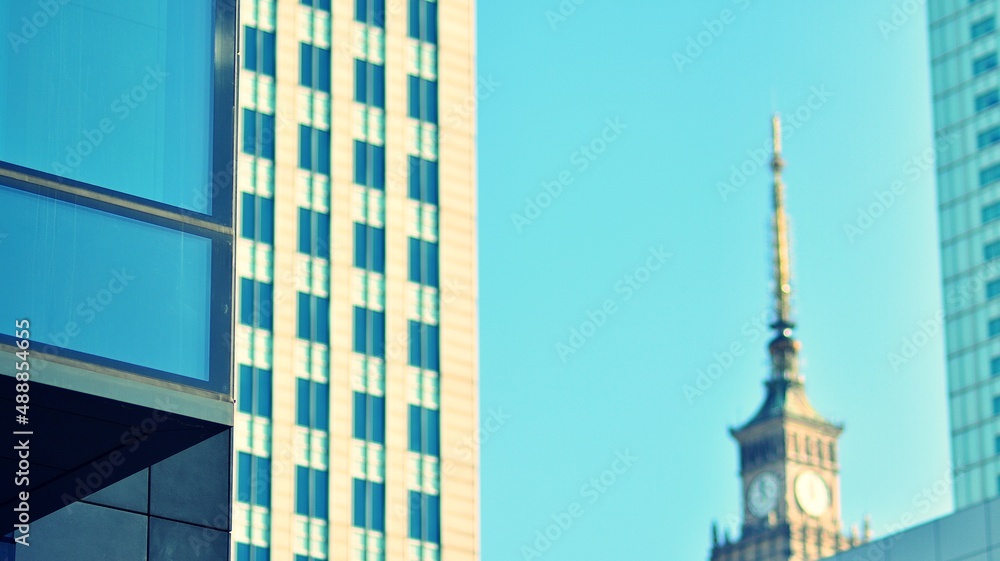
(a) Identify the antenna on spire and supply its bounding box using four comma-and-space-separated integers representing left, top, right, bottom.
768, 114, 802, 382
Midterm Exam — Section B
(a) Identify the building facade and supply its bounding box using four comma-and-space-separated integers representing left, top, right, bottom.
818, 495, 1000, 561
231, 1, 477, 561
929, 0, 1000, 510
708, 117, 867, 561
0, 1, 239, 559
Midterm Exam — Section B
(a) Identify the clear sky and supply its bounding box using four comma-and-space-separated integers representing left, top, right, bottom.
478, 1, 950, 559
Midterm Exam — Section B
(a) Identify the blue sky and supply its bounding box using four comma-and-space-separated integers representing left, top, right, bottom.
478, 1, 949, 559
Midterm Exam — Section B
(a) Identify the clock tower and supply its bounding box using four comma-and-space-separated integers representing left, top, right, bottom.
708, 116, 870, 561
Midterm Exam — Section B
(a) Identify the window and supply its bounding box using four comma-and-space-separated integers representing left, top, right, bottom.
355, 60, 386, 109
240, 278, 274, 331
237, 452, 271, 507
408, 0, 438, 44
408, 75, 439, 124
354, 140, 386, 190
974, 53, 998, 76
301, 0, 331, 11
243, 108, 276, 160
299, 208, 332, 259
353, 478, 386, 531
985, 202, 1000, 225
297, 292, 331, 344
408, 404, 440, 456
239, 365, 272, 417
353, 392, 386, 443
408, 321, 440, 370
993, 357, 1000, 377
356, 0, 387, 28
986, 240, 1000, 262
980, 126, 1000, 149
242, 193, 275, 244
355, 223, 386, 273
981, 163, 1000, 186
990, 317, 1000, 337
236, 543, 271, 561
354, 307, 387, 358
296, 378, 329, 430
989, 279, 1000, 300
994, 396, 1000, 415
300, 43, 331, 92
408, 491, 440, 543
244, 26, 276, 77
973, 17, 996, 40
978, 90, 1000, 112
299, 124, 331, 174
296, 466, 329, 519
408, 156, 439, 205
409, 238, 439, 287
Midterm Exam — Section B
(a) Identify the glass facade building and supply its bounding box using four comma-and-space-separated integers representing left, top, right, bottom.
0, 1, 238, 559
929, 0, 1000, 509
230, 1, 478, 561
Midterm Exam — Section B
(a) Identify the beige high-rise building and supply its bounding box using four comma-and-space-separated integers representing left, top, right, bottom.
230, 1, 477, 560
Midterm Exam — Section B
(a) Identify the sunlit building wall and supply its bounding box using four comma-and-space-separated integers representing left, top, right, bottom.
230, 1, 478, 560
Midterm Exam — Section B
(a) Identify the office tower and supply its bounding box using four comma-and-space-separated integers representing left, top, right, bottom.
0, 1, 238, 560
709, 117, 867, 561
232, 1, 477, 561
928, 0, 1000, 508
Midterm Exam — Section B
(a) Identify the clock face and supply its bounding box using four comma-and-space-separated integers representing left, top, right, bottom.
747, 471, 780, 518
794, 471, 830, 516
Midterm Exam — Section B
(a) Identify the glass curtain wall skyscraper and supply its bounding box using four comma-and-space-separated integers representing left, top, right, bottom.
930, 0, 1000, 508
231, 1, 477, 560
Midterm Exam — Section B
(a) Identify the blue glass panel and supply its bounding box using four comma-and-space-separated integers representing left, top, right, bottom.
409, 404, 421, 452
977, 90, 1000, 112
426, 494, 440, 543
299, 43, 313, 88
372, 482, 385, 531
427, 408, 440, 455
408, 75, 421, 119
994, 396, 1000, 415
239, 365, 253, 414
299, 125, 312, 170
355, 223, 366, 269
260, 197, 274, 244
315, 470, 329, 518
352, 478, 366, 527
409, 238, 421, 283
426, 80, 439, 124
315, 381, 329, 430
261, 30, 276, 77
299, 208, 312, 254
298, 292, 311, 339
0, 1, 213, 213
238, 452, 252, 503
990, 318, 1000, 337
253, 547, 270, 561
258, 369, 272, 417
259, 283, 273, 331
425, 1, 438, 43
354, 306, 366, 353
373, 64, 386, 109
408, 0, 420, 38
989, 280, 1000, 300
297, 378, 310, 427
986, 240, 1000, 262
241, 193, 256, 240
408, 490, 421, 539
427, 242, 439, 287
260, 113, 276, 160
243, 108, 257, 155
372, 145, 385, 189
409, 321, 422, 367
317, 47, 331, 92
355, 59, 367, 104
244, 26, 258, 72
373, 395, 385, 443
992, 357, 1000, 376
354, 141, 367, 186
316, 212, 330, 259
317, 129, 331, 175
316, 296, 330, 344
254, 456, 271, 506
353, 392, 367, 439
0, 185, 211, 379
296, 466, 309, 515
237, 543, 251, 561
240, 278, 254, 326
372, 310, 386, 358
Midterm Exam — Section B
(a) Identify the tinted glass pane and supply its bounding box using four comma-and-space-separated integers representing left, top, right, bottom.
299, 43, 312, 88
299, 208, 312, 254
353, 392, 367, 439
316, 297, 330, 344
239, 365, 253, 414
355, 59, 367, 104
316, 212, 330, 259
296, 466, 309, 515
372, 483, 385, 531
258, 369, 272, 417
241, 193, 256, 239
354, 306, 366, 353
254, 456, 270, 506
315, 381, 329, 430
408, 490, 421, 538
238, 452, 252, 503
372, 311, 386, 357
261, 30, 276, 77
0, 1, 214, 212
260, 197, 274, 244
315, 470, 329, 518
427, 494, 440, 542
0, 185, 211, 379
409, 404, 421, 451
317, 47, 331, 92
297, 378, 310, 426
373, 396, 385, 443
297, 292, 311, 339
299, 125, 312, 170
353, 478, 366, 527
258, 282, 273, 330
240, 278, 254, 326
427, 408, 440, 455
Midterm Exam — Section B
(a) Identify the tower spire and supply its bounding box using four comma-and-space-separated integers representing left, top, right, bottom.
768, 114, 801, 382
